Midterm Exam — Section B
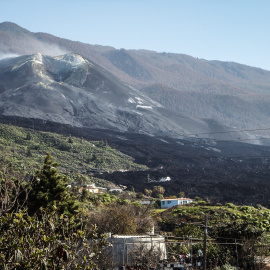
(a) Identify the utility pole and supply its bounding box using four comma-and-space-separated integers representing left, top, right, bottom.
203, 215, 207, 270
235, 238, 239, 268
190, 236, 193, 267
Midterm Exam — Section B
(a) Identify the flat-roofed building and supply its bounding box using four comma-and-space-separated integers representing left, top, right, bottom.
161, 198, 193, 209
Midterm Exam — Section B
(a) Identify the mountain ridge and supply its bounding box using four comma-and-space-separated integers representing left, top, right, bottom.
1, 22, 270, 206
0, 52, 256, 143
1, 22, 270, 138
0, 52, 250, 141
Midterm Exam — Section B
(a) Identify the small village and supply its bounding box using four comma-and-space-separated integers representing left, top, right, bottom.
63, 172, 270, 270
1, 125, 270, 269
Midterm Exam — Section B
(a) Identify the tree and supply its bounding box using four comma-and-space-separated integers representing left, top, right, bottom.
89, 203, 154, 235
68, 135, 73, 143
136, 192, 144, 199
28, 153, 78, 215
152, 186, 165, 198
144, 188, 152, 196
177, 191, 185, 198
25, 132, 31, 140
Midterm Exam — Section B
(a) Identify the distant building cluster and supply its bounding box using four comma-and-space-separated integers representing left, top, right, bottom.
159, 176, 171, 182
79, 183, 107, 194
147, 175, 171, 183
68, 183, 127, 194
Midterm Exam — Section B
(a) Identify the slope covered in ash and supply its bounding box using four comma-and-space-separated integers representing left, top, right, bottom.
1, 22, 270, 137
0, 53, 251, 141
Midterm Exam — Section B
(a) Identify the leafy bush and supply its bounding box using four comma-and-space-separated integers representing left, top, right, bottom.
0, 209, 107, 269
214, 263, 236, 270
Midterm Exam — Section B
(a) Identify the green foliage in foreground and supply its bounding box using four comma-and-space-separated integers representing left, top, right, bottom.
0, 154, 111, 269
0, 209, 107, 270
0, 123, 148, 181
158, 202, 270, 237
0, 153, 155, 269
157, 202, 270, 269
173, 203, 270, 233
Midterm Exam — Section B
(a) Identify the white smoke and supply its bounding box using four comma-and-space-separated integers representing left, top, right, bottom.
0, 40, 70, 61
0, 52, 20, 60
33, 41, 69, 57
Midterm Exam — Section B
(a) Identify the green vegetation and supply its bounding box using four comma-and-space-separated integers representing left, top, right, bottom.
88, 203, 153, 235
172, 203, 270, 232
152, 185, 165, 198
155, 202, 270, 269
0, 209, 106, 269
2, 122, 270, 268
28, 152, 79, 215
157, 201, 270, 240
0, 123, 148, 182
0, 153, 154, 269
0, 153, 109, 269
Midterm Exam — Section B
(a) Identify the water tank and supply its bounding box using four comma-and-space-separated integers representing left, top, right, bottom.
108, 235, 167, 268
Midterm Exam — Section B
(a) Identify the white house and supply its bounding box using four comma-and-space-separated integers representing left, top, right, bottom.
109, 188, 123, 193
159, 176, 171, 182
161, 198, 193, 209
78, 183, 107, 194
139, 199, 152, 205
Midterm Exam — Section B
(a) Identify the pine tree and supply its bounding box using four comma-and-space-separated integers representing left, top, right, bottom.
29, 153, 78, 215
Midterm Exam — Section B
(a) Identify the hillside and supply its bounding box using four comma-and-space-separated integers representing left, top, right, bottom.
2, 22, 270, 207
1, 22, 270, 135
154, 202, 270, 268
142, 84, 270, 132
157, 201, 270, 235
0, 53, 251, 142
1, 117, 270, 206
0, 122, 147, 184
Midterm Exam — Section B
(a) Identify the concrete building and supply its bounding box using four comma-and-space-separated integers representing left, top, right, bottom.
107, 234, 167, 268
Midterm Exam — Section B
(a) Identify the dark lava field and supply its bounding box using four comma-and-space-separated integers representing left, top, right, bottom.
3, 116, 270, 207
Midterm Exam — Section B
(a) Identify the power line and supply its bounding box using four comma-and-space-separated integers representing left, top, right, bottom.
112, 137, 270, 152
218, 137, 270, 143
108, 128, 270, 145
165, 235, 246, 243
110, 136, 270, 159
183, 127, 270, 137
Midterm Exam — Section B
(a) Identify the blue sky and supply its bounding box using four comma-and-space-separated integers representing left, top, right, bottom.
1, 0, 270, 70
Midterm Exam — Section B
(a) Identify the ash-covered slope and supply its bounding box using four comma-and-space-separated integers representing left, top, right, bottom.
0, 53, 251, 141
1, 22, 270, 137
